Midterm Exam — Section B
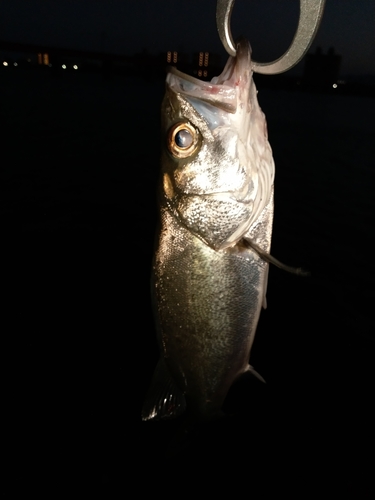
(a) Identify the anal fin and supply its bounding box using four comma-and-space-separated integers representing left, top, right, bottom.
142, 357, 186, 421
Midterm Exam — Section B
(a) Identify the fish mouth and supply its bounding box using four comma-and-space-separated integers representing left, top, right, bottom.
167, 38, 252, 114
211, 37, 251, 86
163, 38, 275, 249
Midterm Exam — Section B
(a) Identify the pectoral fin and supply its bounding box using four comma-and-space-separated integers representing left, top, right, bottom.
242, 237, 311, 277
142, 357, 186, 421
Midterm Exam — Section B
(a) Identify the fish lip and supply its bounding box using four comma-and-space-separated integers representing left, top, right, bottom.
168, 66, 209, 86
168, 38, 251, 89
212, 37, 252, 86
166, 67, 237, 114
165, 39, 252, 114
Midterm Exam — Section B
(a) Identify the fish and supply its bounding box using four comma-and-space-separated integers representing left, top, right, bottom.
142, 38, 275, 422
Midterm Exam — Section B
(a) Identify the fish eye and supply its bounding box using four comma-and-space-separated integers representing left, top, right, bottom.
167, 122, 199, 158
175, 129, 193, 148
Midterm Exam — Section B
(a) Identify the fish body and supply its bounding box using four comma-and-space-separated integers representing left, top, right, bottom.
142, 39, 275, 421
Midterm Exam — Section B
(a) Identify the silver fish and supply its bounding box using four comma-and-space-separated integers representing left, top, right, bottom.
142, 39, 275, 421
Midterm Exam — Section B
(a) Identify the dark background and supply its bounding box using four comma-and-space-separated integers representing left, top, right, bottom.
1, 0, 375, 75
2, 0, 374, 495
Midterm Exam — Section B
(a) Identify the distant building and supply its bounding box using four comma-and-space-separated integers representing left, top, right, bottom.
37, 52, 49, 65
195, 51, 209, 78
164, 50, 222, 80
166, 50, 178, 65
191, 51, 221, 80
303, 47, 341, 88
165, 50, 190, 67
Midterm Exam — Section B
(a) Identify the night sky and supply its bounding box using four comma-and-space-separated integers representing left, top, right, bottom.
1, 0, 374, 75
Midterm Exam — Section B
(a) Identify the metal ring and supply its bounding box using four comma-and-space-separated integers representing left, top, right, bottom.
216, 0, 326, 74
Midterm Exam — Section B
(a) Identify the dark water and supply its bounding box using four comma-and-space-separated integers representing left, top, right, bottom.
2, 68, 374, 494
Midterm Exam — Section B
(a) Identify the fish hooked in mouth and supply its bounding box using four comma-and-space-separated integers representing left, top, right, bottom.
142, 39, 275, 421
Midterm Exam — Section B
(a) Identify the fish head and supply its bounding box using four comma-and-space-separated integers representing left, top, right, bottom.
161, 39, 275, 250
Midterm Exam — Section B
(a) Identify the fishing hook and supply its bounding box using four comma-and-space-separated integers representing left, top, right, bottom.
216, 0, 326, 74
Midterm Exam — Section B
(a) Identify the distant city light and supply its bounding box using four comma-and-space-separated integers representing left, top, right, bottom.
13, 62, 18, 67
204, 52, 209, 67
333, 83, 338, 88
62, 64, 67, 69
3, 61, 8, 66
173, 51, 177, 63
167, 51, 171, 63
73, 65, 78, 70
